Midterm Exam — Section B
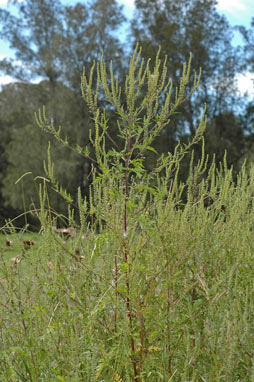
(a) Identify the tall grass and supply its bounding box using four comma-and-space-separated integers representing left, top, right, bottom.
1, 160, 254, 381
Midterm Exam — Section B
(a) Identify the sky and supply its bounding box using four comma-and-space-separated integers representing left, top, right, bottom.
0, 0, 253, 95
118, 0, 254, 27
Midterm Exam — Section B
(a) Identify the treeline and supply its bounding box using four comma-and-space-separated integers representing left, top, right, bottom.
0, 0, 253, 227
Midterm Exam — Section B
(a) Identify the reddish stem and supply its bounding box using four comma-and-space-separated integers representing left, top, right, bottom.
124, 134, 139, 381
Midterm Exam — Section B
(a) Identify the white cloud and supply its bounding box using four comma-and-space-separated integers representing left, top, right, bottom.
118, 0, 135, 14
119, 0, 250, 13
0, 74, 15, 88
0, 0, 22, 5
118, 0, 135, 7
237, 72, 254, 96
216, 0, 254, 20
117, 0, 135, 19
217, 0, 247, 12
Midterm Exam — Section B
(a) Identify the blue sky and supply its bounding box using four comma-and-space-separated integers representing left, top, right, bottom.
119, 0, 254, 33
0, 0, 253, 94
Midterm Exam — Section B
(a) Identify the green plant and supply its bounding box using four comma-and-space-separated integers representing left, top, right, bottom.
2, 45, 254, 381
35, 45, 206, 380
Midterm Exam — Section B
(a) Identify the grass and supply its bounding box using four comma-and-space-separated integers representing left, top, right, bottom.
0, 232, 39, 261
0, 228, 99, 381
1, 162, 254, 381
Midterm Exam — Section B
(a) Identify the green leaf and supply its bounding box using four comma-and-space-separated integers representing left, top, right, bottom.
120, 262, 129, 272
146, 145, 158, 154
116, 285, 127, 295
126, 200, 138, 211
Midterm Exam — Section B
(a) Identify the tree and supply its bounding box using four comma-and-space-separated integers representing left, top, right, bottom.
204, 112, 245, 169
0, 0, 126, 90
62, 0, 126, 91
0, 0, 127, 223
0, 0, 64, 87
130, 0, 240, 154
0, 81, 85, 221
238, 17, 254, 74
237, 18, 254, 133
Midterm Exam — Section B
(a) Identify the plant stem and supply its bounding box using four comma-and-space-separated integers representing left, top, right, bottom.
124, 134, 139, 381
167, 285, 172, 377
114, 253, 118, 333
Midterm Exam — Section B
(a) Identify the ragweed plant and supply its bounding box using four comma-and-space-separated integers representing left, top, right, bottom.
34, 45, 206, 380
2, 46, 254, 382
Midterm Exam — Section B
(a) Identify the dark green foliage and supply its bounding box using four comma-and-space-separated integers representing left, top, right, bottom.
0, 82, 86, 219
204, 112, 245, 169
0, 0, 127, 223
